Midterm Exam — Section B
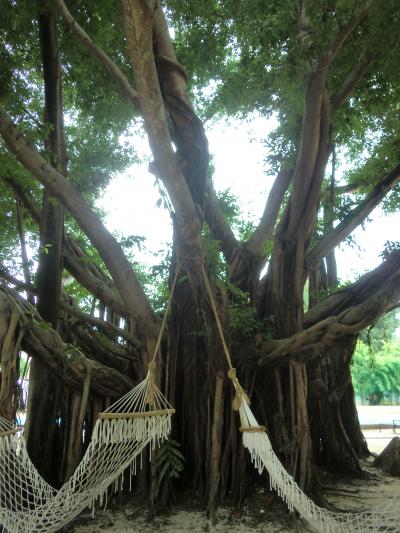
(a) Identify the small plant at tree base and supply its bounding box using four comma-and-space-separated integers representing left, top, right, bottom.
152, 439, 185, 507
154, 438, 185, 482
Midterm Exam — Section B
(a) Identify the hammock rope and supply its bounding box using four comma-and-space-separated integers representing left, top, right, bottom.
201, 266, 400, 533
0, 266, 180, 533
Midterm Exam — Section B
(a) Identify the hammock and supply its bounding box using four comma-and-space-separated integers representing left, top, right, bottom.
0, 268, 179, 533
237, 395, 400, 533
0, 368, 174, 533
201, 267, 400, 533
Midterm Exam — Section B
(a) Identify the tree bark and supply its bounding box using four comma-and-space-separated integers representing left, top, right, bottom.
0, 286, 133, 399
308, 336, 368, 473
25, 5, 66, 483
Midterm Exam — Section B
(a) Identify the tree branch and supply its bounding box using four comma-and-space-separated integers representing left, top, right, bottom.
121, 0, 201, 245
205, 182, 240, 263
308, 163, 400, 265
0, 108, 156, 336
3, 175, 131, 317
14, 197, 35, 304
4, 176, 41, 225
152, 6, 209, 209
305, 250, 400, 328
55, 0, 140, 110
258, 251, 400, 367
62, 237, 129, 317
286, 70, 327, 239
246, 169, 293, 255
61, 297, 140, 348
0, 285, 134, 398
0, 263, 139, 347
319, 1, 379, 70
332, 49, 372, 109
321, 181, 363, 201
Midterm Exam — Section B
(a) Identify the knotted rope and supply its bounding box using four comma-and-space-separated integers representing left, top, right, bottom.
200, 265, 250, 411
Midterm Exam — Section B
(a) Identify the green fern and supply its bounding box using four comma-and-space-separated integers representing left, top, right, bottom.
155, 439, 185, 482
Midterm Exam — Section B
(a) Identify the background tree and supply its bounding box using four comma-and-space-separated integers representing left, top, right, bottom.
1, 0, 400, 521
352, 309, 400, 405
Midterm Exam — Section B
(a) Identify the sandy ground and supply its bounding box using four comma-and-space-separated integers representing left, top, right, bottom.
68, 504, 294, 533
64, 408, 400, 532
68, 450, 400, 533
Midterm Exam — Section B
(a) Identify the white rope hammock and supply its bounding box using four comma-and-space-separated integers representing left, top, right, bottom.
0, 370, 174, 533
237, 392, 400, 533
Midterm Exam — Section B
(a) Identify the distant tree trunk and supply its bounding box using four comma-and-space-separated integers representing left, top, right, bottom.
25, 5, 66, 485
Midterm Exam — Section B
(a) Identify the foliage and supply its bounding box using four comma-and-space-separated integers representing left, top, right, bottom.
358, 308, 400, 352
351, 338, 400, 405
216, 189, 255, 240
154, 438, 185, 481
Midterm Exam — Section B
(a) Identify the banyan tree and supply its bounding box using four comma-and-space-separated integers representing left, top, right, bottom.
0, 0, 400, 523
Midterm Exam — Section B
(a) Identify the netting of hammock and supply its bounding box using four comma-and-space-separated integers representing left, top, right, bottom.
238, 397, 400, 533
0, 371, 174, 533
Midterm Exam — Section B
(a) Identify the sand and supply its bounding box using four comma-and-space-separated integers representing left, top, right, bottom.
68, 446, 400, 533
63, 407, 400, 531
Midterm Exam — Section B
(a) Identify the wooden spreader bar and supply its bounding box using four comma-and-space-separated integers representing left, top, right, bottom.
99, 408, 175, 420
239, 425, 266, 433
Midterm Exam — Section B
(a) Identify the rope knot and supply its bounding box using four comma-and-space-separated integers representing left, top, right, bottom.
228, 367, 250, 411
145, 361, 157, 407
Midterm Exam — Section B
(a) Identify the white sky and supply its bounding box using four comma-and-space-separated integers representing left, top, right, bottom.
98, 116, 400, 283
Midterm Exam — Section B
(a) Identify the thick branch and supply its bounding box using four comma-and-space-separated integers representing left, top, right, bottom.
121, 0, 201, 244
319, 1, 378, 69
305, 250, 400, 327
152, 6, 209, 209
0, 108, 156, 335
258, 251, 400, 367
308, 163, 400, 265
332, 50, 372, 109
55, 0, 140, 110
0, 286, 133, 398
205, 183, 240, 263
287, 70, 327, 238
246, 169, 293, 255
300, 89, 331, 237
